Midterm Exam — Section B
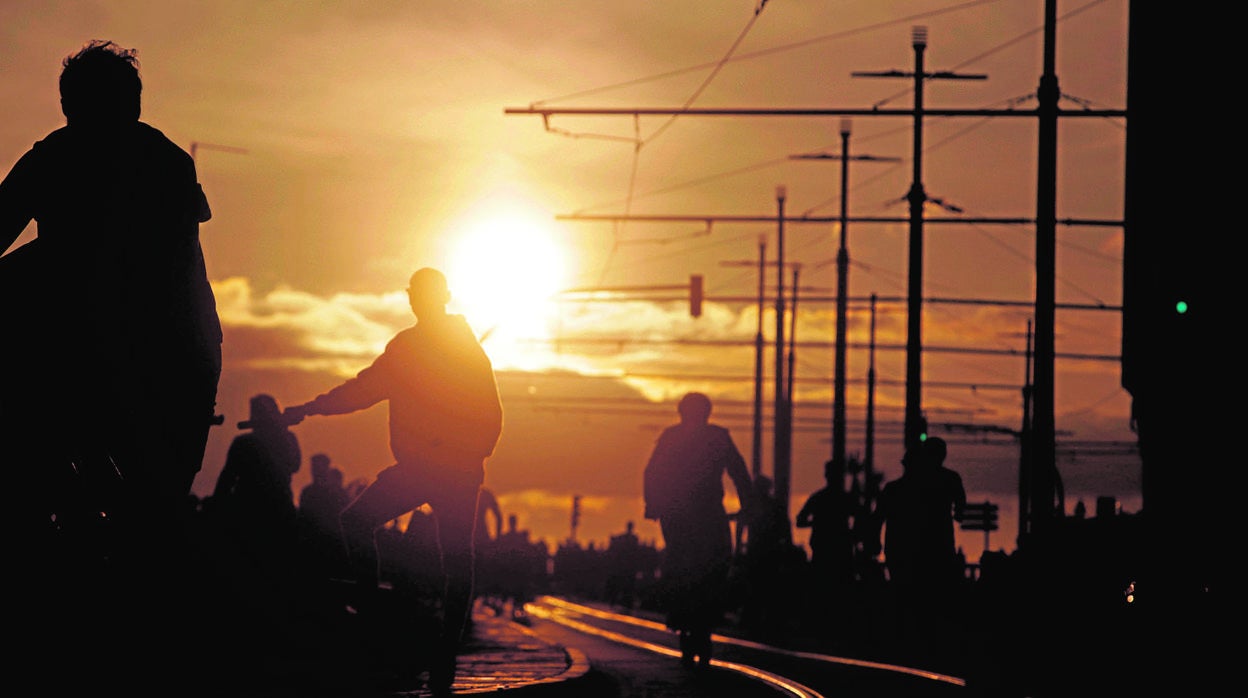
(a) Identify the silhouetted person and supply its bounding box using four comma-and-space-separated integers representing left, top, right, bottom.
796, 459, 857, 631
605, 520, 643, 609
797, 460, 855, 585
214, 395, 302, 516
297, 453, 351, 579
203, 393, 307, 646
485, 513, 547, 623
868, 436, 967, 664
739, 473, 797, 639
392, 506, 445, 604
471, 487, 507, 613
284, 267, 503, 696
643, 391, 754, 668
0, 39, 222, 693
0, 39, 221, 518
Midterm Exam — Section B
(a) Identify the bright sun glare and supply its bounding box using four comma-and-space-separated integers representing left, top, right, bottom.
445, 203, 567, 360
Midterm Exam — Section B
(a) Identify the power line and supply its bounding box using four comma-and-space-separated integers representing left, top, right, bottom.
519, 336, 1119, 362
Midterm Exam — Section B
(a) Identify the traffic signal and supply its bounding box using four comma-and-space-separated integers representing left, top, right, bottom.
571, 495, 581, 529
689, 274, 704, 318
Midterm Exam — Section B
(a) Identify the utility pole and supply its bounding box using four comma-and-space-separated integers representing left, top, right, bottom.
853, 26, 986, 454
831, 122, 853, 486
773, 186, 792, 519
865, 294, 879, 481
570, 494, 581, 544
790, 120, 900, 496
786, 263, 801, 432
723, 245, 817, 484
1028, 0, 1060, 540
507, 20, 1125, 541
754, 236, 766, 478
1019, 320, 1034, 544
721, 240, 769, 479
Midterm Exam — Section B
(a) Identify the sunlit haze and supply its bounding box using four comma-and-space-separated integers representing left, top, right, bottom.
0, 1, 1139, 561
445, 193, 568, 367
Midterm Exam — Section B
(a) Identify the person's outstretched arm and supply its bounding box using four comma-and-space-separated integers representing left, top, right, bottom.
285, 344, 395, 421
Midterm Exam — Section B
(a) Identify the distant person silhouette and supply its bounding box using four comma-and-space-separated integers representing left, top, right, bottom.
297, 453, 351, 579
871, 436, 966, 588
796, 459, 856, 589
283, 267, 503, 696
604, 520, 644, 609
739, 473, 797, 638
643, 391, 754, 668
0, 39, 222, 693
213, 395, 302, 517
210, 394, 302, 565
485, 513, 547, 623
392, 505, 445, 603
471, 487, 506, 614
868, 436, 967, 662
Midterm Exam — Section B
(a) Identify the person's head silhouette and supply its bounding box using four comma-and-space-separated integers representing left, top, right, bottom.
246, 393, 284, 429
677, 391, 712, 425
310, 453, 331, 479
59, 40, 141, 127
407, 267, 451, 319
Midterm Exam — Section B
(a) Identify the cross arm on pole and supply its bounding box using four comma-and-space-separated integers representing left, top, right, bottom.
789, 153, 903, 162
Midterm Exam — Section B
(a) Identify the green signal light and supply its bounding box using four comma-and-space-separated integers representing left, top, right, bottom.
1175, 300, 1188, 314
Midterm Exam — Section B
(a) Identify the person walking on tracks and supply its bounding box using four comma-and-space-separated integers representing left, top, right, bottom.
868, 435, 967, 664
284, 267, 503, 695
643, 391, 754, 668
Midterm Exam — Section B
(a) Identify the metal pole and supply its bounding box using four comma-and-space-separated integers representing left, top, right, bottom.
1019, 320, 1034, 544
1029, 0, 1060, 536
753, 235, 766, 478
787, 265, 800, 410
780, 264, 800, 524
773, 186, 791, 519
865, 294, 878, 479
833, 120, 851, 492
903, 26, 928, 453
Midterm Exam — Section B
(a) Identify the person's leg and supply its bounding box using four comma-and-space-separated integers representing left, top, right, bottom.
428, 477, 482, 695
339, 465, 422, 600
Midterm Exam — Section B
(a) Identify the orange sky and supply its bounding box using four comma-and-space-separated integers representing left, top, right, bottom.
1, 1, 1136, 560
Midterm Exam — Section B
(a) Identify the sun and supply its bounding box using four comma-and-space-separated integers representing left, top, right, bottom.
444, 201, 568, 357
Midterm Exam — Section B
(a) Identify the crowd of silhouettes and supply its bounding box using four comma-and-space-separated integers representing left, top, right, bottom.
477, 511, 551, 623
1, 49, 508, 692
5, 36, 1156, 698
